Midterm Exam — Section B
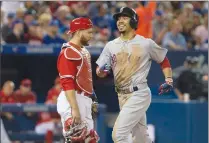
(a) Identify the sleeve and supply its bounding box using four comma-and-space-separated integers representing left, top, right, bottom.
148, 39, 168, 63
60, 78, 75, 91
146, 1, 156, 15
58, 54, 77, 91
96, 42, 112, 68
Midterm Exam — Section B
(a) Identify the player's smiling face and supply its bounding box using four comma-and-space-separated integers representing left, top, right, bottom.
117, 16, 131, 33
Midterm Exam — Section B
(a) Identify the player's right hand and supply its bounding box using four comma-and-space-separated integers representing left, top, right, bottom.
96, 67, 107, 78
96, 64, 111, 78
72, 107, 81, 125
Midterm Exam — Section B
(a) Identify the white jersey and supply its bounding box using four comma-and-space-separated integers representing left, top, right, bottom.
96, 35, 167, 89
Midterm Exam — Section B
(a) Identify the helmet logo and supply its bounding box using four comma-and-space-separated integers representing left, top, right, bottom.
120, 7, 125, 13
131, 8, 137, 20
131, 8, 136, 14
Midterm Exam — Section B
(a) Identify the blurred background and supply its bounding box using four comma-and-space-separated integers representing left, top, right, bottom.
0, 1, 208, 143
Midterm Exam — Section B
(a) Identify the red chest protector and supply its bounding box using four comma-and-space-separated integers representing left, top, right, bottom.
62, 43, 93, 95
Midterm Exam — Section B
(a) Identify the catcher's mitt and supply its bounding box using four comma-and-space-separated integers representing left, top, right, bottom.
91, 101, 99, 120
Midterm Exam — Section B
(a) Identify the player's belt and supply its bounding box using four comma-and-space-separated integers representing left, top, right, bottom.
76, 90, 97, 101
77, 90, 91, 97
115, 86, 139, 94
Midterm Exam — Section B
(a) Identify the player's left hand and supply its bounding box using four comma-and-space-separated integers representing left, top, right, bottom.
91, 91, 99, 119
159, 78, 173, 95
92, 101, 99, 119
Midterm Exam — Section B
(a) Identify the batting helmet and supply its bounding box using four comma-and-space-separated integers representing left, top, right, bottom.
68, 17, 93, 34
113, 7, 138, 30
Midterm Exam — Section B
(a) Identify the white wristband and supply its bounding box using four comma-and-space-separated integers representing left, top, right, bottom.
165, 78, 173, 84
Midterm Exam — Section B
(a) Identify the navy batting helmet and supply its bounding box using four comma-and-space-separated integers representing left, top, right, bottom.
113, 7, 139, 30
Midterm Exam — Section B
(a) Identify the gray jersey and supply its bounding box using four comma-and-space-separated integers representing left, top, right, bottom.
96, 35, 167, 89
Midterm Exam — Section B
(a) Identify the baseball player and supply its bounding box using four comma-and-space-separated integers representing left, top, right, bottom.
96, 7, 173, 143
57, 17, 99, 143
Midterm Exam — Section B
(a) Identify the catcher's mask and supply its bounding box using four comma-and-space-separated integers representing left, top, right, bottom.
64, 118, 88, 142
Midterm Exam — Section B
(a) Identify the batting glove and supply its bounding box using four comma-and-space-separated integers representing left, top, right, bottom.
159, 77, 173, 95
100, 64, 111, 74
96, 64, 111, 78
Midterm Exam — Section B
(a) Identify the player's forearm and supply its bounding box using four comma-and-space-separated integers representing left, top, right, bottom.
162, 67, 172, 79
65, 90, 79, 110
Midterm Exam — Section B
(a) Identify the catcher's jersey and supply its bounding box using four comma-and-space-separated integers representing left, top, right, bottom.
96, 35, 167, 89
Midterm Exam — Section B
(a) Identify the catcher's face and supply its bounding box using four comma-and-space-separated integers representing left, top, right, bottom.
117, 16, 132, 33
80, 28, 94, 46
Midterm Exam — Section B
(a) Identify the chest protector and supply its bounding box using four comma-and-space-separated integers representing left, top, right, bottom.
62, 43, 93, 94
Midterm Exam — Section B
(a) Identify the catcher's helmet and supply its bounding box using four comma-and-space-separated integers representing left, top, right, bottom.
68, 17, 93, 34
113, 7, 138, 30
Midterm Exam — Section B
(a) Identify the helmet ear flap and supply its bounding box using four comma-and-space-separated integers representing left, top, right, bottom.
130, 13, 139, 30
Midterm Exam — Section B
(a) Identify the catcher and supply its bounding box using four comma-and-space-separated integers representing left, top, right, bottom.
57, 17, 99, 143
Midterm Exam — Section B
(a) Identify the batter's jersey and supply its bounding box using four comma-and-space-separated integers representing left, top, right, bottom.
96, 35, 167, 89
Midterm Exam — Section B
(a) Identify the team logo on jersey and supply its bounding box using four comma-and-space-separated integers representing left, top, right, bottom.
120, 7, 125, 13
